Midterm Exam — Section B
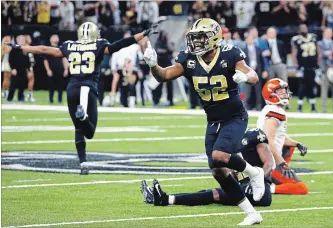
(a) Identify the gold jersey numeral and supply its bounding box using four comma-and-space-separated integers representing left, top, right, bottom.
68, 51, 96, 75
193, 75, 229, 102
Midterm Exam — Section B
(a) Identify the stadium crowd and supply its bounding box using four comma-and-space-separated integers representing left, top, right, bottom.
1, 1, 333, 112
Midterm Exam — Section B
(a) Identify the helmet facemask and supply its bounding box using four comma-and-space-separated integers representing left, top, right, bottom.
186, 31, 215, 56
270, 85, 291, 106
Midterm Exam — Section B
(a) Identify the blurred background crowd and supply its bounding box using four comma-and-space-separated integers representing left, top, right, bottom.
1, 0, 333, 112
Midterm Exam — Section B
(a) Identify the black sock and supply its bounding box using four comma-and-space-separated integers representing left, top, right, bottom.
214, 173, 245, 204
81, 118, 96, 139
227, 154, 246, 172
174, 191, 214, 206
75, 130, 86, 163
311, 104, 316, 110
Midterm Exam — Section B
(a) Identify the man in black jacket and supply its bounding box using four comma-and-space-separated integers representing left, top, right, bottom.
266, 27, 287, 83
242, 35, 268, 110
7, 35, 33, 102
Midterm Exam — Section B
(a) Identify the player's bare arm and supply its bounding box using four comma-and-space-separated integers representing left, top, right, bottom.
234, 60, 259, 84
256, 143, 274, 177
5, 43, 63, 57
291, 43, 299, 68
285, 135, 308, 156
264, 118, 285, 164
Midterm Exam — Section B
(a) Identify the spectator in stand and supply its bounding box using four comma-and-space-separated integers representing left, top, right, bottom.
122, 1, 138, 29
98, 1, 116, 30
297, 1, 322, 31
37, 1, 50, 24
83, 1, 99, 24
232, 31, 246, 50
221, 27, 245, 50
321, 1, 333, 29
220, 1, 235, 29
242, 34, 268, 110
191, 0, 207, 21
23, 1, 37, 24
137, 0, 159, 30
318, 28, 333, 113
8, 1, 24, 25
59, 0, 75, 30
111, 0, 121, 25
266, 27, 287, 83
49, 0, 61, 26
254, 1, 274, 27
2, 1, 9, 25
248, 26, 270, 65
43, 34, 68, 104
233, 0, 255, 30
271, 1, 298, 28
206, 0, 223, 23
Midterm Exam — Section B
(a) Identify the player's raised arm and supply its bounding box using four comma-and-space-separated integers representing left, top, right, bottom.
104, 24, 159, 55
234, 60, 259, 85
143, 40, 184, 82
5, 42, 63, 57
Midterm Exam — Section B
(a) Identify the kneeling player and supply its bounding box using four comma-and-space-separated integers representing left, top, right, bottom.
258, 78, 308, 195
141, 128, 274, 207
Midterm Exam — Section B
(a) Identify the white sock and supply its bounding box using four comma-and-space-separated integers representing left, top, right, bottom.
243, 162, 259, 177
270, 184, 276, 193
309, 98, 316, 104
168, 195, 175, 205
238, 197, 257, 215
129, 96, 136, 108
297, 99, 303, 105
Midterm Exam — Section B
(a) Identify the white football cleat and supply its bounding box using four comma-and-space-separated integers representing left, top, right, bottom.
249, 167, 265, 201
237, 212, 262, 226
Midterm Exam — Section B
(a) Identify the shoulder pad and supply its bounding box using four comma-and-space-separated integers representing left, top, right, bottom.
264, 105, 286, 121
175, 50, 189, 65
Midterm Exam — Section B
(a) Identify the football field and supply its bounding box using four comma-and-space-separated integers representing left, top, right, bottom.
2, 102, 333, 227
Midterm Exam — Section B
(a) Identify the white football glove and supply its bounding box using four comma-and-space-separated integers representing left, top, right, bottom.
143, 41, 157, 68
232, 70, 248, 84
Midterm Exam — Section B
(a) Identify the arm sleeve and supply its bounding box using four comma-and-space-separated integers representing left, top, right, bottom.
175, 50, 188, 69
232, 45, 246, 65
59, 43, 68, 58
107, 36, 136, 54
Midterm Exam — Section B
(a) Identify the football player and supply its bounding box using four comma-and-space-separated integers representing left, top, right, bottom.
141, 128, 274, 208
257, 78, 308, 195
291, 24, 320, 112
144, 18, 264, 225
6, 22, 158, 174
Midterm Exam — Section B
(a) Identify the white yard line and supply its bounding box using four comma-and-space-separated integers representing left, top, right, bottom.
14, 179, 52, 183
2, 171, 333, 189
2, 104, 333, 119
2, 133, 333, 145
3, 206, 333, 228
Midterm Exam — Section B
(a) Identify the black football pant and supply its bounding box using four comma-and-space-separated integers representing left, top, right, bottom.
67, 86, 98, 163
48, 74, 64, 103
152, 81, 173, 105
7, 72, 26, 102
298, 68, 316, 100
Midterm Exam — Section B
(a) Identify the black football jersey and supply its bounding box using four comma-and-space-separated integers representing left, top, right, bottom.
239, 128, 269, 168
60, 38, 110, 91
175, 45, 248, 122
291, 34, 318, 69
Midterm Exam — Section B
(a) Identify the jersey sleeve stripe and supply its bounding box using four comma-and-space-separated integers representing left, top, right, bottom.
266, 111, 286, 121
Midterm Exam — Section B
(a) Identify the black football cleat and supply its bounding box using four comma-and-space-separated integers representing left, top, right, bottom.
140, 180, 154, 204
80, 163, 89, 175
75, 105, 86, 120
152, 179, 168, 206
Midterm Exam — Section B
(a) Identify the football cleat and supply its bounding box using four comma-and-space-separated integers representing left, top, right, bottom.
249, 167, 265, 201
152, 179, 168, 206
80, 162, 89, 175
75, 105, 87, 121
140, 180, 154, 204
237, 212, 263, 226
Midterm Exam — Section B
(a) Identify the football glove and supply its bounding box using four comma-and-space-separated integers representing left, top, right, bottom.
5, 42, 21, 50
143, 41, 157, 67
143, 23, 159, 36
276, 162, 298, 180
232, 70, 248, 84
297, 142, 307, 156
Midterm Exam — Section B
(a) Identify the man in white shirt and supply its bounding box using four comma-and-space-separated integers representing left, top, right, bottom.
234, 1, 255, 29
266, 27, 287, 83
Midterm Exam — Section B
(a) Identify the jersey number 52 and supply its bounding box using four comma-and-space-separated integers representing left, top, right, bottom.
68, 52, 95, 75
193, 75, 229, 101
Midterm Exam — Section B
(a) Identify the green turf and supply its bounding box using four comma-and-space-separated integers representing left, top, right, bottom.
1, 103, 333, 227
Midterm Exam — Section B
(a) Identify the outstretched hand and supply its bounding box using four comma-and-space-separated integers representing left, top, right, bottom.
5, 42, 21, 50
297, 142, 307, 156
143, 24, 159, 36
143, 40, 157, 67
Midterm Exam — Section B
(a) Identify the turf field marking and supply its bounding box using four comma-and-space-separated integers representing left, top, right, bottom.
14, 179, 52, 183
1, 126, 166, 133
3, 104, 333, 119
3, 133, 333, 145
2, 171, 333, 189
4, 206, 333, 228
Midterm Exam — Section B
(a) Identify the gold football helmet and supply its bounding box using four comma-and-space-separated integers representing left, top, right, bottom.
77, 22, 100, 43
186, 18, 222, 56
